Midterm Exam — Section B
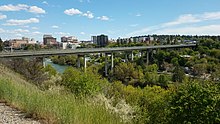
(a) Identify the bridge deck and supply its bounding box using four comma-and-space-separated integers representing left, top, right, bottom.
0, 44, 196, 58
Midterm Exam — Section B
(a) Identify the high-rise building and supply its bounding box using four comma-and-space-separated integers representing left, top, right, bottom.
61, 36, 78, 43
91, 36, 97, 44
97, 34, 108, 47
43, 35, 57, 45
60, 36, 80, 49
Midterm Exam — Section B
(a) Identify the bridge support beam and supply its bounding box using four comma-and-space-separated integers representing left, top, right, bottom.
111, 52, 114, 71
84, 55, 87, 72
105, 53, 108, 76
77, 55, 81, 68
146, 50, 149, 65
131, 51, 134, 61
43, 57, 46, 68
125, 53, 128, 62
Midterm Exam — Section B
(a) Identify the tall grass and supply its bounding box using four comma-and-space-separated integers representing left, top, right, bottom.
0, 65, 123, 124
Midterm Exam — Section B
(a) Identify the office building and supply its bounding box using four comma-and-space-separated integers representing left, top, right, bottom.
97, 34, 108, 47
43, 35, 57, 45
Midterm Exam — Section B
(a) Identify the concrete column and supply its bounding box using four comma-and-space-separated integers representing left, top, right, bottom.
131, 51, 134, 61
105, 53, 108, 76
111, 52, 114, 71
125, 53, 128, 62
146, 50, 149, 65
140, 51, 144, 57
77, 55, 81, 68
84, 55, 87, 72
43, 57, 46, 68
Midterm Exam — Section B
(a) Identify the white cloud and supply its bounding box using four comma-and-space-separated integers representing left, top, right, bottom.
52, 25, 59, 29
202, 11, 220, 20
3, 18, 39, 26
128, 11, 220, 36
54, 32, 70, 36
64, 8, 95, 19
42, 1, 48, 5
13, 29, 29, 33
32, 31, 41, 35
0, 13, 7, 19
32, 27, 38, 30
82, 11, 94, 19
155, 25, 220, 35
0, 28, 5, 33
21, 25, 29, 28
64, 8, 82, 15
130, 24, 139, 27
163, 11, 220, 27
0, 4, 45, 14
97, 16, 109, 21
0, 4, 28, 11
136, 13, 141, 17
80, 32, 85, 35
163, 14, 201, 27
28, 6, 46, 14
15, 33, 22, 37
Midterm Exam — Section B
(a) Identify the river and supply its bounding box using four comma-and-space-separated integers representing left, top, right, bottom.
44, 58, 68, 73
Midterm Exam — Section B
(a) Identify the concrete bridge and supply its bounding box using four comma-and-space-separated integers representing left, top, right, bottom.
0, 44, 197, 76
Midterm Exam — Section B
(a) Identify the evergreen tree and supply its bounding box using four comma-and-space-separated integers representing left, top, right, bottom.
0, 38, 3, 51
172, 65, 185, 83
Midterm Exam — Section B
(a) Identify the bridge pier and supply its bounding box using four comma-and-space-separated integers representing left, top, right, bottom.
77, 55, 81, 68
146, 50, 149, 65
43, 57, 46, 68
131, 51, 134, 61
125, 53, 128, 62
84, 55, 87, 72
111, 52, 114, 71
105, 53, 108, 76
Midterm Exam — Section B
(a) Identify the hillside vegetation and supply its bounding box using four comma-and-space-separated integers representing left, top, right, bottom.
0, 64, 122, 124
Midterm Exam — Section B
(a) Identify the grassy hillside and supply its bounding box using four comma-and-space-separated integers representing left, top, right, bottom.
0, 64, 122, 124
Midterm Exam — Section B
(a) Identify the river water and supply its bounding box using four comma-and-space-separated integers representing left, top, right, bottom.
44, 58, 68, 73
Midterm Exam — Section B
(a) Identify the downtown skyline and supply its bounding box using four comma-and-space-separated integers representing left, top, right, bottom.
0, 0, 220, 42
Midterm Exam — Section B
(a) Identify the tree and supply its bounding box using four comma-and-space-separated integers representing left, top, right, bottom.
44, 64, 57, 77
61, 67, 106, 96
0, 38, 3, 51
171, 57, 179, 66
158, 74, 168, 88
168, 81, 220, 123
114, 62, 140, 85
172, 65, 185, 83
192, 63, 207, 77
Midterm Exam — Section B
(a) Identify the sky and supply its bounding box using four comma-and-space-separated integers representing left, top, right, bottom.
0, 0, 220, 42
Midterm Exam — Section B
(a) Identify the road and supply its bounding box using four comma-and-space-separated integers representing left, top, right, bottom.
0, 44, 196, 58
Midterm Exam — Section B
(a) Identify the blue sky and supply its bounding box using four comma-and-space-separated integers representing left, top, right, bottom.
0, 0, 220, 42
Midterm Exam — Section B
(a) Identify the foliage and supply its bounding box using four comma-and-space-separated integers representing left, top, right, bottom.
113, 62, 143, 85
158, 74, 168, 88
168, 81, 220, 123
44, 64, 57, 77
0, 79, 122, 124
1, 58, 48, 85
172, 65, 185, 83
107, 81, 170, 124
61, 67, 107, 96
51, 55, 78, 66
0, 38, 3, 51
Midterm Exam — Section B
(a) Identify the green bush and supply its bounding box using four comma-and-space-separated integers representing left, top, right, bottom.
168, 81, 220, 123
61, 67, 107, 96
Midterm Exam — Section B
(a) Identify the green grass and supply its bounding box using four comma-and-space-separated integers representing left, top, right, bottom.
0, 65, 123, 124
